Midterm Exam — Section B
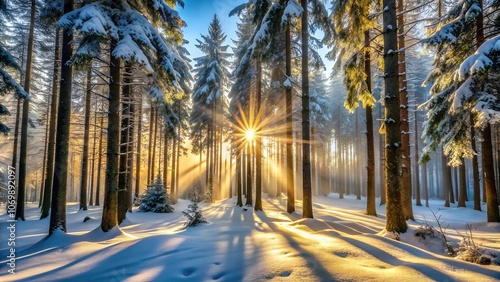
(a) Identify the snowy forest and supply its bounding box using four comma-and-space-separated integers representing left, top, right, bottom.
0, 0, 500, 281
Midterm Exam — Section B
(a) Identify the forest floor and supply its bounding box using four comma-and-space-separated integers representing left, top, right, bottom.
0, 194, 499, 281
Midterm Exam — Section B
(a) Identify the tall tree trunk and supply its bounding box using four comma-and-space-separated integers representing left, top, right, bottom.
236, 145, 243, 207
379, 100, 386, 205
245, 140, 253, 206
171, 130, 177, 202
397, 0, 413, 221
79, 65, 92, 211
40, 29, 61, 216
118, 64, 132, 223
301, 0, 313, 219
471, 127, 481, 211
364, 31, 376, 216
255, 61, 263, 211
442, 151, 451, 207
458, 161, 467, 207
422, 161, 429, 207
383, 0, 406, 233
151, 107, 158, 182
163, 124, 169, 190
482, 124, 500, 222
135, 96, 143, 198
95, 100, 104, 206
147, 105, 154, 183
39, 92, 51, 208
101, 45, 121, 232
16, 0, 36, 221
89, 93, 97, 206
285, 25, 295, 213
414, 108, 421, 206
127, 92, 135, 212
49, 0, 73, 235
175, 132, 182, 199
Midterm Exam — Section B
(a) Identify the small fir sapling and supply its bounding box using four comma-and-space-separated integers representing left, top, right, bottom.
138, 176, 174, 213
182, 188, 207, 227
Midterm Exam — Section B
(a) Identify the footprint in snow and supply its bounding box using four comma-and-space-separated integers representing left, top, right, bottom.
182, 267, 195, 277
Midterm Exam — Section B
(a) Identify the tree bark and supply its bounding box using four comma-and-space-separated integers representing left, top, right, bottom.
95, 99, 104, 206
301, 0, 313, 218
147, 104, 154, 183
364, 31, 376, 216
236, 144, 243, 207
414, 107, 421, 206
482, 124, 500, 222
245, 140, 253, 206
118, 64, 131, 223
383, 0, 406, 233
101, 43, 121, 232
135, 95, 143, 198
255, 61, 263, 211
397, 0, 413, 221
79, 65, 92, 211
40, 29, 61, 217
49, 0, 73, 235
285, 25, 295, 213
458, 161, 467, 207
442, 151, 451, 207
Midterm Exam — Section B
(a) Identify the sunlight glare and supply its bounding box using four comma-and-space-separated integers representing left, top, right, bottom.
245, 129, 255, 141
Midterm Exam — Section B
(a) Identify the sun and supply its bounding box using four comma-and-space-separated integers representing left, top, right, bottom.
245, 129, 256, 141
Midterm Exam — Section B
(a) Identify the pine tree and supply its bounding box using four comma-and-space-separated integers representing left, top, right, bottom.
182, 189, 207, 227
422, 0, 500, 222
190, 15, 230, 202
0, 0, 29, 134
139, 176, 174, 213
58, 0, 190, 231
329, 0, 377, 216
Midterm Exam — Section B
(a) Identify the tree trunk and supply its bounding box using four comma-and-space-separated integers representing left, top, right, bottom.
285, 25, 295, 213
171, 128, 178, 202
101, 44, 121, 232
422, 161, 429, 207
442, 151, 451, 207
79, 65, 92, 211
397, 0, 413, 221
127, 92, 135, 212
163, 123, 169, 190
147, 105, 154, 183
40, 29, 61, 218
470, 126, 481, 210
16, 0, 36, 221
236, 144, 243, 206
95, 100, 104, 206
379, 101, 386, 205
40, 92, 51, 208
49, 0, 73, 235
364, 31, 376, 216
458, 161, 467, 207
135, 95, 142, 198
383, 0, 406, 233
151, 107, 158, 182
245, 140, 253, 206
482, 124, 500, 222
118, 64, 131, 223
414, 108, 421, 206
89, 94, 97, 206
301, 0, 313, 219
255, 61, 263, 211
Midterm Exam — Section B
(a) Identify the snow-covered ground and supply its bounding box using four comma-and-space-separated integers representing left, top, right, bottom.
1, 194, 499, 281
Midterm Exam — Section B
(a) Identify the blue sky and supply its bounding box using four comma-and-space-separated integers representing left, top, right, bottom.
177, 0, 246, 60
